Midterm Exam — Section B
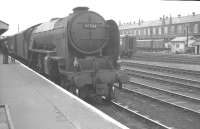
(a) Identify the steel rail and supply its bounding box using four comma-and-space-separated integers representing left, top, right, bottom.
119, 60, 200, 76
111, 101, 172, 129
121, 67, 200, 98
121, 66, 200, 100
121, 66, 200, 87
120, 84, 200, 115
131, 55, 200, 65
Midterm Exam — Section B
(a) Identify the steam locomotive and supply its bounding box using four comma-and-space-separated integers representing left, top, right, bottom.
3, 7, 126, 101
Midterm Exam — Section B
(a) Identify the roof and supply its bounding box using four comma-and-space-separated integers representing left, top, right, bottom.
0, 20, 9, 35
171, 36, 188, 42
173, 14, 200, 24
169, 36, 196, 46
119, 20, 162, 29
171, 36, 193, 42
137, 39, 164, 42
119, 13, 200, 30
192, 42, 200, 46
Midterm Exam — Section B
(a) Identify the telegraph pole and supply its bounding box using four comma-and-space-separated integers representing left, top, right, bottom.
186, 25, 189, 47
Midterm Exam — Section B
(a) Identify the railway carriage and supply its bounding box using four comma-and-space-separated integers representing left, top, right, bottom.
120, 35, 168, 55
120, 35, 136, 57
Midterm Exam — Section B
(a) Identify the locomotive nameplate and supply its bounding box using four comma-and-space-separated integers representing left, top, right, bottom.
83, 23, 97, 29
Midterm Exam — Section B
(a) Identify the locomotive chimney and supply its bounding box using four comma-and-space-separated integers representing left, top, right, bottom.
73, 7, 89, 13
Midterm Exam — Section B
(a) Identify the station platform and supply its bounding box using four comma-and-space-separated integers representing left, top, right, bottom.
0, 55, 128, 129
120, 59, 200, 72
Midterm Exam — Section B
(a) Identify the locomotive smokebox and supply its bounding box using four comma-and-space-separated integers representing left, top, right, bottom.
69, 7, 108, 54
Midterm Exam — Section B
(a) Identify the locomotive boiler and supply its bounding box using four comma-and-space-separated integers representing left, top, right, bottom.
4, 7, 126, 101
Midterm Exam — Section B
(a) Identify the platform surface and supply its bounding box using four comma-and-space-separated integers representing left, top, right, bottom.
0, 55, 127, 129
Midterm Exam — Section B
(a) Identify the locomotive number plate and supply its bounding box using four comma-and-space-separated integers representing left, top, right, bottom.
83, 23, 97, 29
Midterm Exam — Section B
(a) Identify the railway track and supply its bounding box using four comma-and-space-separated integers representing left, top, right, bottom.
121, 66, 200, 88
114, 86, 200, 129
121, 66, 200, 99
123, 80, 200, 114
131, 53, 200, 65
92, 100, 170, 129
131, 56, 200, 65
120, 60, 200, 77
117, 60, 200, 128
120, 63, 200, 113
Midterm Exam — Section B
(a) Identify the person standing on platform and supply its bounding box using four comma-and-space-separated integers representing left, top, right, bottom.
2, 41, 9, 64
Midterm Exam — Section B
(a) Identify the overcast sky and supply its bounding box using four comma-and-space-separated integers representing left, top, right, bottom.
1, 0, 200, 35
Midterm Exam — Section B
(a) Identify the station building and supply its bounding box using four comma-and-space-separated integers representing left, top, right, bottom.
0, 20, 8, 51
119, 12, 200, 54
0, 20, 8, 36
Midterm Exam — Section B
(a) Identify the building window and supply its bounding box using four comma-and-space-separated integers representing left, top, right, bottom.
164, 26, 168, 34
177, 25, 183, 34
158, 27, 162, 35
140, 29, 143, 36
194, 23, 198, 33
136, 30, 138, 35
170, 26, 175, 34
133, 30, 136, 35
153, 27, 156, 35
146, 29, 148, 35
121, 30, 123, 35
132, 29, 134, 34
148, 28, 151, 35
142, 29, 144, 36
144, 29, 146, 35
176, 44, 180, 48
129, 30, 132, 34
156, 28, 158, 35
125, 30, 128, 34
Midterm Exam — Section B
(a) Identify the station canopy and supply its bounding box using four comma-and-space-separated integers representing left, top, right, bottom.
0, 20, 8, 35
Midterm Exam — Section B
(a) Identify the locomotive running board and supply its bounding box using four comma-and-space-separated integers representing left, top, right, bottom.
0, 105, 14, 129
29, 49, 56, 54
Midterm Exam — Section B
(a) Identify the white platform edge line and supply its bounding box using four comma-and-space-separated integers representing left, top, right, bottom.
15, 60, 129, 129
